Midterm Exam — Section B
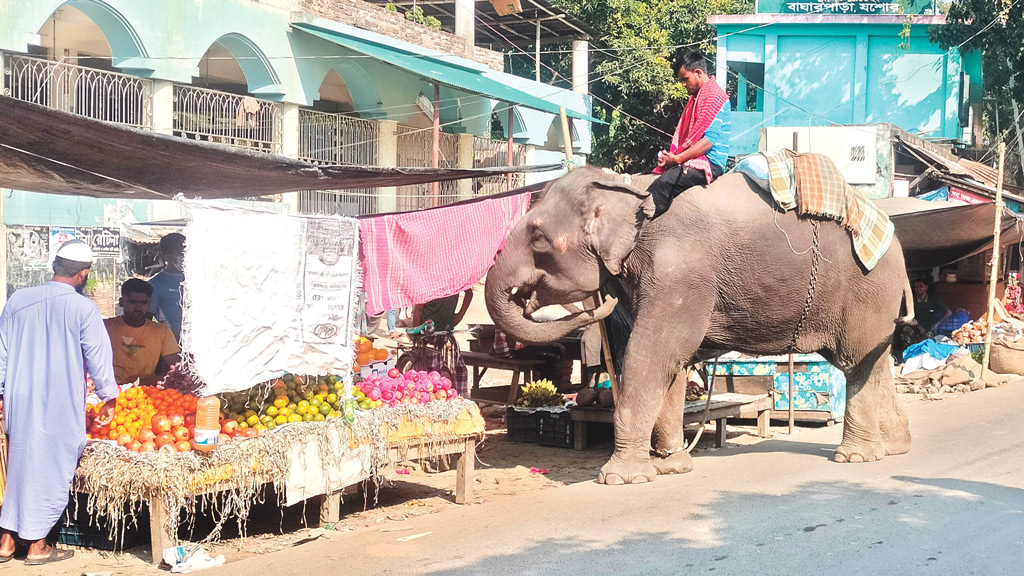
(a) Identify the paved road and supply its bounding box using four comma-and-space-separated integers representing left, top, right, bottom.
211, 384, 1024, 576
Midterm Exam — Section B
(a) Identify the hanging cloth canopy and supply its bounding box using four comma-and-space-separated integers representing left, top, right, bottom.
0, 96, 560, 201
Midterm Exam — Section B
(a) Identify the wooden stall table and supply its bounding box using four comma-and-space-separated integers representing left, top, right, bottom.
570, 393, 772, 451
462, 350, 545, 405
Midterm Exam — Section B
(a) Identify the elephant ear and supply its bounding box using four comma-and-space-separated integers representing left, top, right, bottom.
584, 175, 655, 275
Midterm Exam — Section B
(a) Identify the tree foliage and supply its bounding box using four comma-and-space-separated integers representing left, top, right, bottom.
931, 0, 1024, 183
542, 0, 751, 172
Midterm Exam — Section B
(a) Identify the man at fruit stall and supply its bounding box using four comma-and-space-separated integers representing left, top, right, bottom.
105, 278, 181, 387
0, 240, 118, 565
149, 232, 186, 342
647, 50, 731, 218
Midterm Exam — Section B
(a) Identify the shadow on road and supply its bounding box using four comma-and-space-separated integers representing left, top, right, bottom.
419, 475, 1024, 575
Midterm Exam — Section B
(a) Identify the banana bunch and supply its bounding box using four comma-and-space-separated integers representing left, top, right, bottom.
517, 379, 565, 407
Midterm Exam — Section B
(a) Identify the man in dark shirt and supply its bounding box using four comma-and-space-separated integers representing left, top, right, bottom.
911, 278, 951, 339
413, 288, 474, 332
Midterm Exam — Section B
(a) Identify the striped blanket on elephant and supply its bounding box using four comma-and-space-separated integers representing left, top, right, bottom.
761, 149, 894, 271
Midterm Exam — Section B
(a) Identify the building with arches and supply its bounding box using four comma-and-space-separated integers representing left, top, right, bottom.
0, 0, 597, 305
0, 0, 594, 218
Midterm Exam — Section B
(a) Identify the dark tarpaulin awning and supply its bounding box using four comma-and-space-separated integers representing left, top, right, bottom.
876, 197, 1024, 269
0, 96, 560, 201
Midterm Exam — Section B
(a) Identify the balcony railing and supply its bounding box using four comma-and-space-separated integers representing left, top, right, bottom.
473, 136, 526, 196
173, 84, 282, 153
297, 109, 381, 216
396, 125, 461, 213
2, 52, 152, 128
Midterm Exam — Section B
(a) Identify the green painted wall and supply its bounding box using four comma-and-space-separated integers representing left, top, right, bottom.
716, 21, 981, 155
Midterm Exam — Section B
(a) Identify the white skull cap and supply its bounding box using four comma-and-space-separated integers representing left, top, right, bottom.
54, 239, 94, 264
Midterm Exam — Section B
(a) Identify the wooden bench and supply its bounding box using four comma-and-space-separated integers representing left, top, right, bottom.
569, 393, 772, 451
461, 350, 546, 405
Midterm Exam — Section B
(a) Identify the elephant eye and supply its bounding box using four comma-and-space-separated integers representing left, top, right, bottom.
530, 227, 551, 251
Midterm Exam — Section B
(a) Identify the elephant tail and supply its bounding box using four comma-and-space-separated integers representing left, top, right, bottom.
896, 274, 915, 324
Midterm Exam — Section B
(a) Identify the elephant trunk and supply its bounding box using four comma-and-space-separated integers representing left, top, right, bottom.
485, 258, 617, 345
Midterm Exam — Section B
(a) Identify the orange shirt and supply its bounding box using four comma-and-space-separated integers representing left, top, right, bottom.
104, 316, 180, 385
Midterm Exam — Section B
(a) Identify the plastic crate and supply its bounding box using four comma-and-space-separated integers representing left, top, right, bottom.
57, 499, 149, 552
965, 342, 985, 354
506, 407, 539, 442
537, 410, 574, 449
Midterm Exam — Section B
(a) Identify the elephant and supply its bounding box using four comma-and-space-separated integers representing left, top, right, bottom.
485, 165, 913, 485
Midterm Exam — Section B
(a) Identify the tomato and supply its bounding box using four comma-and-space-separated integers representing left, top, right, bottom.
172, 426, 190, 442
138, 428, 156, 443
184, 414, 196, 428
221, 420, 239, 435
151, 414, 172, 434
242, 428, 259, 438
155, 432, 176, 447
139, 441, 156, 453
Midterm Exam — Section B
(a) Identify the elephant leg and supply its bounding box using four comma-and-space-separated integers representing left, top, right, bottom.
598, 322, 705, 485
879, 354, 911, 456
835, 342, 909, 462
650, 370, 693, 475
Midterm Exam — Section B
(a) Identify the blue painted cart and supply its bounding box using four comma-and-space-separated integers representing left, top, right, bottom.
712, 354, 846, 422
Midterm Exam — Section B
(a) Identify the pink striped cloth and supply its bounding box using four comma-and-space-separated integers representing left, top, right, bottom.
359, 192, 532, 316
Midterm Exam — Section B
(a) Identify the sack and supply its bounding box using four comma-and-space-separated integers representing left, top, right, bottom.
733, 154, 771, 191
990, 336, 1024, 375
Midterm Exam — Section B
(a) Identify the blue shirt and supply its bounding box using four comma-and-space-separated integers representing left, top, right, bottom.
149, 270, 184, 342
704, 100, 731, 170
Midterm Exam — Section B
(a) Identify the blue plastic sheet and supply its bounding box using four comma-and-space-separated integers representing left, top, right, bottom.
902, 338, 960, 363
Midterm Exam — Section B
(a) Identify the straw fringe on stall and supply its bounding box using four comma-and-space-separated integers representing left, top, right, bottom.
73, 398, 479, 547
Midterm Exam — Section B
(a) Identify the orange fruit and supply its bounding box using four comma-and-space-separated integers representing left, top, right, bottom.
155, 432, 175, 447
374, 348, 389, 361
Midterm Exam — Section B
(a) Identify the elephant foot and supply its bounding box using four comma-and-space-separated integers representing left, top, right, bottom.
651, 448, 694, 475
834, 441, 885, 463
881, 410, 911, 456
597, 455, 658, 485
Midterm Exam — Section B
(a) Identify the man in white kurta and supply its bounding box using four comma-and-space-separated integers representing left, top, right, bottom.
0, 240, 118, 565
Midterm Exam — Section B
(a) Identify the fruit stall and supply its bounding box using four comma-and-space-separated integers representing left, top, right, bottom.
68, 204, 486, 563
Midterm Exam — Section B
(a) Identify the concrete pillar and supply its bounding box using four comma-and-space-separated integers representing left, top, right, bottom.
376, 120, 399, 213
457, 133, 475, 200
152, 80, 174, 135
763, 34, 778, 135
455, 0, 475, 56
715, 42, 728, 91
281, 103, 300, 159
853, 34, 868, 124
571, 40, 589, 94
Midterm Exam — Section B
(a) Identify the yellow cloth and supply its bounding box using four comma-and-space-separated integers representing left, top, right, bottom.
104, 317, 180, 385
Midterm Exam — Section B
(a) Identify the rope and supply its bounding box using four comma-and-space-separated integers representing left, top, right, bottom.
685, 355, 719, 454
789, 219, 822, 352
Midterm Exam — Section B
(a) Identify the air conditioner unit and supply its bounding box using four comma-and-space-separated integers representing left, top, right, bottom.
491, 0, 523, 16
